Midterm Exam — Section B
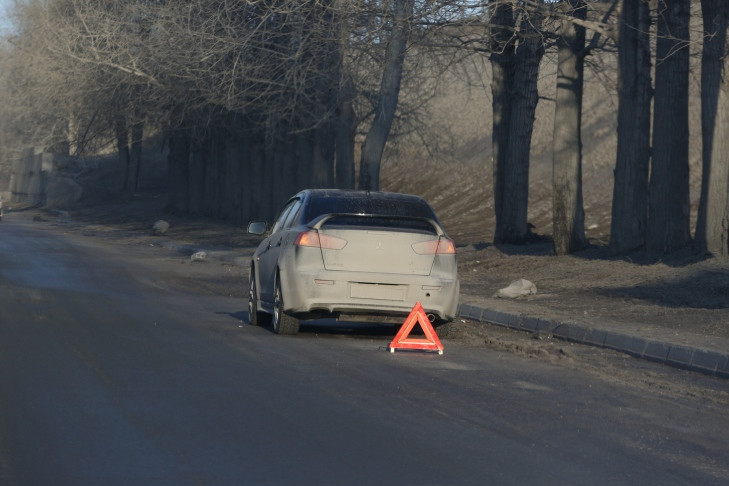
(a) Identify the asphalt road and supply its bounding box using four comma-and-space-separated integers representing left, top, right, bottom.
1, 217, 728, 485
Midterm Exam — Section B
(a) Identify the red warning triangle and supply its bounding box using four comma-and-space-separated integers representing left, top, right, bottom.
389, 302, 444, 354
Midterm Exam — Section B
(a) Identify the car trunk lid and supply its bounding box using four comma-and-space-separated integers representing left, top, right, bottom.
312, 215, 443, 276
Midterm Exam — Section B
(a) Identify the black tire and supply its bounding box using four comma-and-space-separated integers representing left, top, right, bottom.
272, 276, 300, 335
248, 268, 270, 327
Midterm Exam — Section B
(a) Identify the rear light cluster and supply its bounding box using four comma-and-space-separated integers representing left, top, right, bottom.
295, 230, 456, 255
294, 231, 348, 250
411, 237, 456, 255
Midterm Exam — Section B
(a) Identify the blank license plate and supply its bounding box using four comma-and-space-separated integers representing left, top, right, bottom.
350, 283, 405, 301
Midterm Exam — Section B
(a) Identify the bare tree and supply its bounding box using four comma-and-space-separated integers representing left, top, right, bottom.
490, 0, 516, 244
646, 0, 692, 256
0, 0, 105, 154
358, 0, 416, 191
696, 0, 729, 257
1, 0, 159, 197
699, 0, 729, 257
552, 0, 589, 255
610, 0, 652, 254
491, 0, 545, 244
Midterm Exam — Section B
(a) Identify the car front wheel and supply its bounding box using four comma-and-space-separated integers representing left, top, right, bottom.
272, 276, 300, 335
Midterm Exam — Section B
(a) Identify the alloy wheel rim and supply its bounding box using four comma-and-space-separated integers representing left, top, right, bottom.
273, 284, 281, 331
248, 274, 255, 319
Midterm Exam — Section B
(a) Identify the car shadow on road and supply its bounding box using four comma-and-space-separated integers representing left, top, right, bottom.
299, 320, 401, 337
219, 311, 402, 337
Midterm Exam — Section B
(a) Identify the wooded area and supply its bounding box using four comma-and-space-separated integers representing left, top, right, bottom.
0, 0, 727, 258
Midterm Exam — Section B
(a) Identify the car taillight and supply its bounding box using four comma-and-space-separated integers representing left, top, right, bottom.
294, 231, 348, 250
411, 237, 456, 255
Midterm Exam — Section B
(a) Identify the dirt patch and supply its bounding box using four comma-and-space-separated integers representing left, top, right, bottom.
454, 240, 729, 343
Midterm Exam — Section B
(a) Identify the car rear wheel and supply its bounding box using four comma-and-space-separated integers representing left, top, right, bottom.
248, 269, 270, 327
272, 276, 300, 335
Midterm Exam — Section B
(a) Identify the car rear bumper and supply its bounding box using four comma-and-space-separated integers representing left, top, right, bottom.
279, 267, 459, 321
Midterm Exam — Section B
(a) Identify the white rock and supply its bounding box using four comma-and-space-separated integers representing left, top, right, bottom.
152, 220, 170, 235
191, 251, 207, 262
494, 278, 537, 299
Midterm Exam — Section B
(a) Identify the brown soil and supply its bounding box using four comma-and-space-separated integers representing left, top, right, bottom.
456, 241, 729, 347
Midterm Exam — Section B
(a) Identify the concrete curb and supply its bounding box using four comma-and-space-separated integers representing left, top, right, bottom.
458, 303, 729, 379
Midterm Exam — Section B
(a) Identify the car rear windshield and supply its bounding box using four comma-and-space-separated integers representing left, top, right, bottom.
307, 194, 437, 222
306, 194, 439, 233
322, 215, 437, 234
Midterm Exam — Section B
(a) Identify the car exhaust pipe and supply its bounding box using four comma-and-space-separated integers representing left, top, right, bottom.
427, 313, 436, 323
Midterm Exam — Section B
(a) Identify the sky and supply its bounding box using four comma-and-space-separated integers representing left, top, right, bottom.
0, 0, 15, 34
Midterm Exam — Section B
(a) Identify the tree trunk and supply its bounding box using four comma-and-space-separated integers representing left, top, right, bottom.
358, 0, 414, 191
232, 120, 253, 224
249, 136, 270, 220
334, 0, 356, 190
295, 132, 314, 191
704, 76, 729, 258
490, 1, 515, 244
272, 129, 297, 211
697, 0, 729, 256
188, 137, 206, 215
552, 0, 588, 255
702, 2, 729, 257
204, 128, 224, 218
610, 0, 652, 254
495, 7, 545, 244
224, 137, 243, 224
129, 120, 144, 193
335, 75, 356, 189
115, 116, 131, 193
312, 126, 335, 188
647, 0, 691, 257
167, 130, 190, 213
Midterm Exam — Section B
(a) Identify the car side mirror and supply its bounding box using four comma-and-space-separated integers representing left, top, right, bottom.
247, 221, 267, 236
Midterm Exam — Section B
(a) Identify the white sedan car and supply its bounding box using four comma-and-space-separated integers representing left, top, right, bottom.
247, 189, 459, 334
